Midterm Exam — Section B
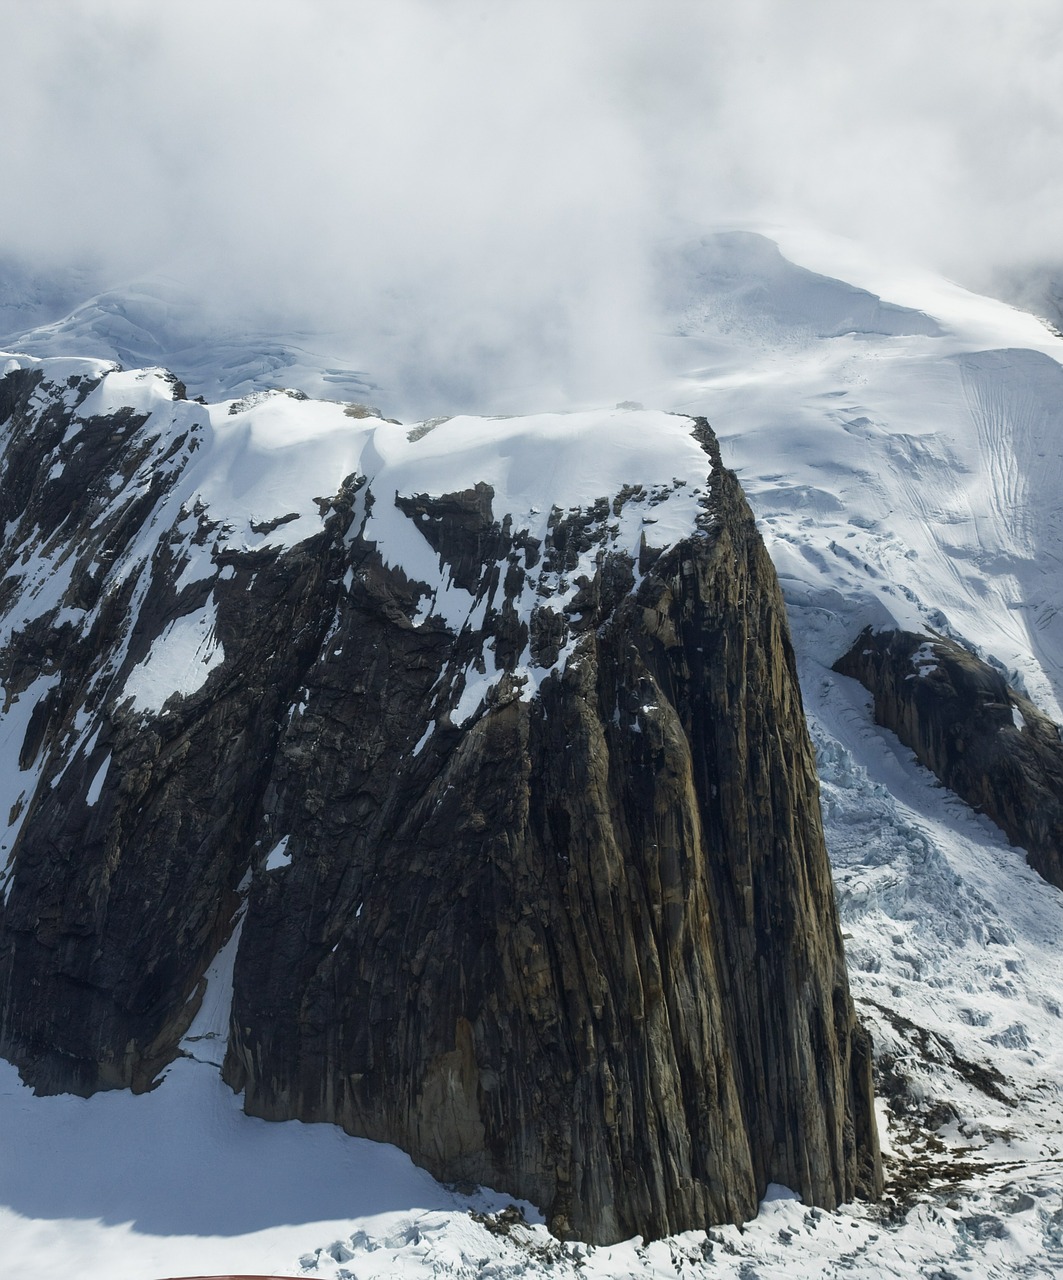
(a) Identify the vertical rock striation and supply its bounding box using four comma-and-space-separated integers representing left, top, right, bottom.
0, 360, 880, 1244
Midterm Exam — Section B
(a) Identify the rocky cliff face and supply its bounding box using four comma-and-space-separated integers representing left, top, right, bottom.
0, 355, 880, 1243
835, 627, 1063, 892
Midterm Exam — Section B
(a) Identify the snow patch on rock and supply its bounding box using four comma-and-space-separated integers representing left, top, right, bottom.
122, 595, 224, 713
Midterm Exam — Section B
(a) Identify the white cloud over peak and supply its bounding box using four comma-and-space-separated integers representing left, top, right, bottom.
2, 1, 1061, 411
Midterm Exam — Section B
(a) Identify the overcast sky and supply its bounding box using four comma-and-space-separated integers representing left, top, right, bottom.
2, 1, 1061, 409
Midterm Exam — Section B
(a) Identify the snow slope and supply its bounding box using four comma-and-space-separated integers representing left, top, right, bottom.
2, 230, 1063, 1278
658, 229, 1063, 716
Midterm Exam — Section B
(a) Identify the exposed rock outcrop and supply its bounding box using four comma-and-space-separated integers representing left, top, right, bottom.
0, 358, 880, 1243
835, 627, 1063, 891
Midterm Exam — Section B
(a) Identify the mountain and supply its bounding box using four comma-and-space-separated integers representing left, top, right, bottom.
0, 356, 878, 1244
835, 626, 1063, 893
0, 270, 378, 405
0, 228, 1062, 1277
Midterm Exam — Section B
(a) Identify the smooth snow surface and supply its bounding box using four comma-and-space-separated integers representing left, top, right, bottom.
264, 837, 292, 872
123, 595, 224, 713
0, 1055, 541, 1280
3, 229, 1063, 1278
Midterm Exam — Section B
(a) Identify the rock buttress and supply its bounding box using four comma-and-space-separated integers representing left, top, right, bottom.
0, 365, 880, 1244
224, 438, 881, 1243
835, 626, 1063, 891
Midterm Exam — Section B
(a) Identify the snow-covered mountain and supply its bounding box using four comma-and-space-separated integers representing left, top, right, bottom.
2, 229, 1062, 1278
0, 268, 379, 405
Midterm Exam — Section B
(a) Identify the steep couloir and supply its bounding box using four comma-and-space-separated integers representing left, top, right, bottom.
0, 356, 880, 1243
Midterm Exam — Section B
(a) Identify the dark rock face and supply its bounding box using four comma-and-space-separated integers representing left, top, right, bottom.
0, 362, 880, 1244
835, 627, 1063, 891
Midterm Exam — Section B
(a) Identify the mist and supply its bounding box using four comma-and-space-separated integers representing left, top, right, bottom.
2, 1, 1061, 414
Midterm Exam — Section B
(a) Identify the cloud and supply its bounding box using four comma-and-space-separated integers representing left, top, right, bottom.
2, 1, 1061, 412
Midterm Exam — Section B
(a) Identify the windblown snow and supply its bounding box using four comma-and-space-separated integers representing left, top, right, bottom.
2, 228, 1063, 1279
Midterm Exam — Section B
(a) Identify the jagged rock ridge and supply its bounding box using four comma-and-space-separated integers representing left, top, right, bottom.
835, 627, 1063, 892
0, 355, 880, 1243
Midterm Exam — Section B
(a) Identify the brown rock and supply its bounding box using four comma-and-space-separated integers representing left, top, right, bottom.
835, 627, 1063, 891
0, 368, 880, 1243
